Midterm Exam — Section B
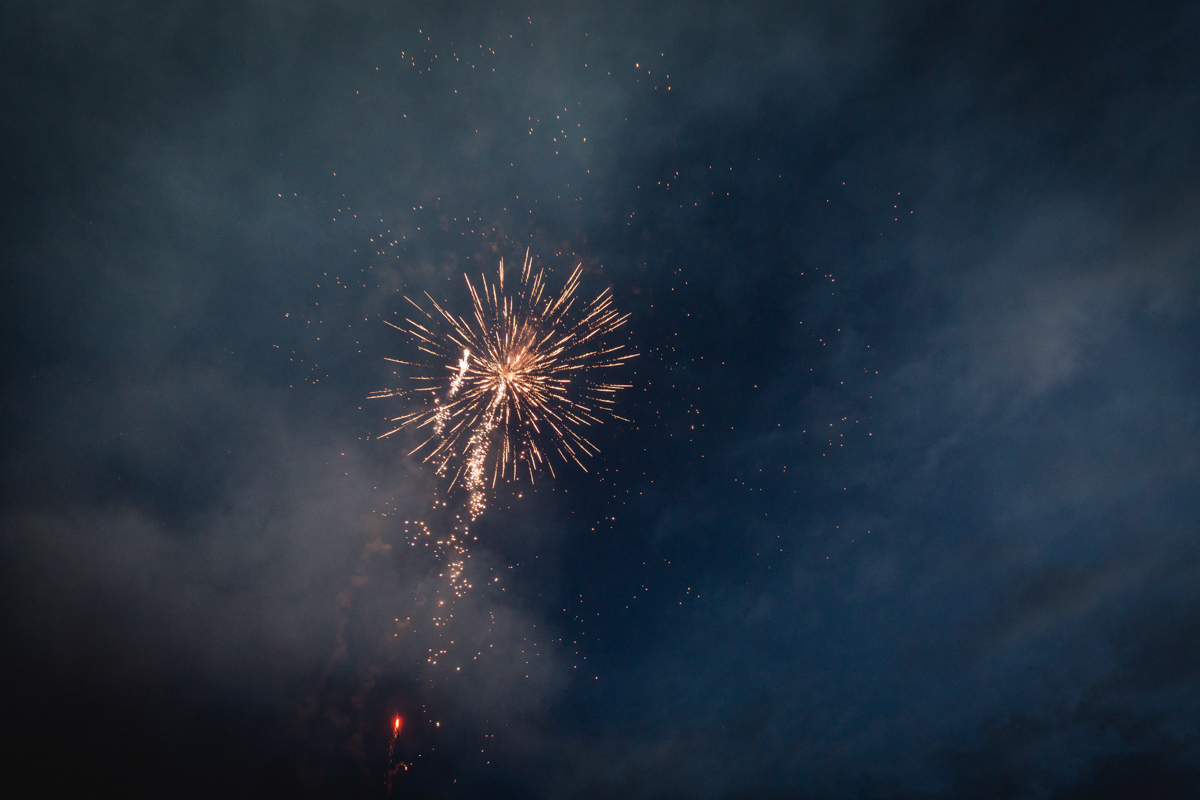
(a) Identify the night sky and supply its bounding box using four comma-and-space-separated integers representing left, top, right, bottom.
3, 2, 1200, 798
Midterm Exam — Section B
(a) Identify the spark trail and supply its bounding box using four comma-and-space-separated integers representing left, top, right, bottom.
385, 715, 407, 797
372, 249, 635, 602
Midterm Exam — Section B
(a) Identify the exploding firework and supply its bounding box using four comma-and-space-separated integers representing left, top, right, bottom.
372, 249, 635, 518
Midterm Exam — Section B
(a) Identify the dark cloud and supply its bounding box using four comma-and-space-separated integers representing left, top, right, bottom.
2, 1, 1199, 797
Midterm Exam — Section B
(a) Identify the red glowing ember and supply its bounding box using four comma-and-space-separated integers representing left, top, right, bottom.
393, 715, 403, 735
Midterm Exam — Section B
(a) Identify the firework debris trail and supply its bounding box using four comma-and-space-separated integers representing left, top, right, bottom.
385, 715, 407, 797
371, 248, 636, 606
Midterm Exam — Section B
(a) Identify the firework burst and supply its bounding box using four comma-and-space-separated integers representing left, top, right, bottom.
372, 249, 635, 518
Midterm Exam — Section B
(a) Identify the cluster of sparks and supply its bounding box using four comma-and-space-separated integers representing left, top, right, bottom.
404, 518, 471, 616
372, 248, 635, 519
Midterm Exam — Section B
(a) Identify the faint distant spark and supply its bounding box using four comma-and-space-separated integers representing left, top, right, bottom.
372, 248, 635, 520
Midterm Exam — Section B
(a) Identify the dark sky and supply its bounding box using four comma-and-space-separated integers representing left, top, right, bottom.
3, 1, 1199, 798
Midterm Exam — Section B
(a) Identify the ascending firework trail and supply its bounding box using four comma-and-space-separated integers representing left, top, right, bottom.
384, 715, 406, 797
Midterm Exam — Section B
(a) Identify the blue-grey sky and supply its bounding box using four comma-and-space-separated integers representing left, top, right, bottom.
2, 2, 1199, 797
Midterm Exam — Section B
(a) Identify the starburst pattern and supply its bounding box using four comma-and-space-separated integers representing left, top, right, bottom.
372, 249, 635, 518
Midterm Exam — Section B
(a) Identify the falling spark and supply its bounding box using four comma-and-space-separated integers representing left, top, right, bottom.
372, 248, 636, 519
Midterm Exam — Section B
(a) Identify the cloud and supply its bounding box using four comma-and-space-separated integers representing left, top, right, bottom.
0, 356, 575, 792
